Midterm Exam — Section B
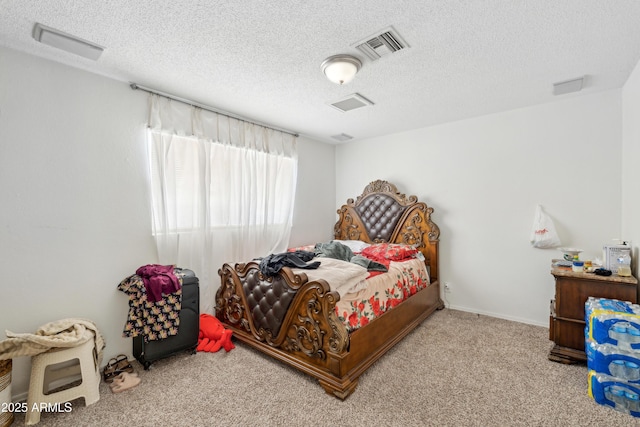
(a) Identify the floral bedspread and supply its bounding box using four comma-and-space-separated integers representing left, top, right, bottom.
334, 257, 430, 332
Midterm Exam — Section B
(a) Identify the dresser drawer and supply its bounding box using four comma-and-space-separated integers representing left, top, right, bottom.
555, 276, 636, 320
550, 317, 586, 351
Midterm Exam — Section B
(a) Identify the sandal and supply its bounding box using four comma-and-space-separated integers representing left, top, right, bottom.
114, 354, 134, 374
103, 358, 119, 383
103, 354, 134, 383
109, 372, 141, 393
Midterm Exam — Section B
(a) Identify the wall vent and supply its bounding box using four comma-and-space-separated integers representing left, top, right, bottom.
553, 76, 585, 96
354, 26, 408, 61
329, 93, 374, 112
331, 133, 354, 142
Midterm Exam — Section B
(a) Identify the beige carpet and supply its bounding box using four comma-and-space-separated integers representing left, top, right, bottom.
11, 309, 638, 426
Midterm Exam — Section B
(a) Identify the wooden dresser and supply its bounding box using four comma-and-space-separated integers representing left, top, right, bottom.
549, 266, 638, 364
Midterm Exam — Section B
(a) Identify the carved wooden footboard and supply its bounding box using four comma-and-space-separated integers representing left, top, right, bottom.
215, 180, 443, 399
216, 263, 356, 395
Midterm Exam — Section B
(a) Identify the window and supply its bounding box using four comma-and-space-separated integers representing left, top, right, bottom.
145, 95, 298, 314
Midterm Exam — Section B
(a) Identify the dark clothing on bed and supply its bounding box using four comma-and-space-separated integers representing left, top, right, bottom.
350, 254, 388, 272
259, 250, 321, 276
314, 241, 354, 261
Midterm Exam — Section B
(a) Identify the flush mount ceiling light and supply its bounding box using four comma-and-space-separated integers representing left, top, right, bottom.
321, 54, 362, 85
32, 23, 104, 60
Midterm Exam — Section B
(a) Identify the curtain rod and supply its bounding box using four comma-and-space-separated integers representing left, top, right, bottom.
129, 82, 299, 137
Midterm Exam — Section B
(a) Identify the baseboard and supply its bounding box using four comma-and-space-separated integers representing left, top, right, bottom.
12, 390, 27, 403
443, 303, 549, 328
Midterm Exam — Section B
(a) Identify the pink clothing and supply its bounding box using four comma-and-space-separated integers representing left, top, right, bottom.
135, 264, 181, 303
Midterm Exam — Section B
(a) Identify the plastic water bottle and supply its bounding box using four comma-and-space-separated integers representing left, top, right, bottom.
629, 326, 640, 345
609, 322, 631, 347
626, 361, 640, 381
605, 385, 629, 412
602, 321, 640, 350
610, 359, 627, 377
627, 390, 640, 412
617, 253, 632, 277
608, 359, 640, 381
587, 341, 640, 381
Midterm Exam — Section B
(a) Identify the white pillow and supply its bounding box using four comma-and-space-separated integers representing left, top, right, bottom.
334, 239, 371, 253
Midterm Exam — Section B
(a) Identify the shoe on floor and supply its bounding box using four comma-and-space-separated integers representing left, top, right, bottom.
109, 372, 141, 393
103, 354, 135, 383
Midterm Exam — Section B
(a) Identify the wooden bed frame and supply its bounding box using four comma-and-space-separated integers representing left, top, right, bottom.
215, 180, 443, 399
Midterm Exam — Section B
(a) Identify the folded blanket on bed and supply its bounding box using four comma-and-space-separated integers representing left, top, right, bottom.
291, 257, 370, 298
314, 241, 387, 273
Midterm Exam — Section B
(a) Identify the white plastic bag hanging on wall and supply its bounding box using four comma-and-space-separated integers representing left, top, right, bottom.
530, 204, 561, 249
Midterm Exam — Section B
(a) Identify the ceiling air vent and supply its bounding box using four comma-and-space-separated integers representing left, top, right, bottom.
553, 76, 585, 96
329, 93, 374, 113
354, 26, 408, 61
331, 133, 353, 142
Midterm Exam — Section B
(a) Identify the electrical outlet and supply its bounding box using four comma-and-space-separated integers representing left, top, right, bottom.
444, 282, 451, 293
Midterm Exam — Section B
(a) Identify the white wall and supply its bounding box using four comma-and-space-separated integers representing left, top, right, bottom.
336, 90, 624, 326
622, 59, 640, 276
0, 46, 335, 398
290, 138, 336, 246
0, 46, 152, 399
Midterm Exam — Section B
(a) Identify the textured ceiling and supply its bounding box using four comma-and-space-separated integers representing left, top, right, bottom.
2, 1, 640, 144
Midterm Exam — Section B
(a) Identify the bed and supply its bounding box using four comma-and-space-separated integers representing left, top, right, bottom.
215, 180, 443, 399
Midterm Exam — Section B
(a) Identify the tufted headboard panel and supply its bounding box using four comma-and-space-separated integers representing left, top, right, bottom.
242, 268, 297, 337
334, 180, 440, 281
354, 193, 407, 242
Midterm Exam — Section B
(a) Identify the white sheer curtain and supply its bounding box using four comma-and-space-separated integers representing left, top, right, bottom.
146, 95, 298, 314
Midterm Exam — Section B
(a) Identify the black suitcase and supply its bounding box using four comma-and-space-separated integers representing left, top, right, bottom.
133, 268, 200, 369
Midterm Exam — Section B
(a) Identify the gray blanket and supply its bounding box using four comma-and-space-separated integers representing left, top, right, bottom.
314, 241, 388, 272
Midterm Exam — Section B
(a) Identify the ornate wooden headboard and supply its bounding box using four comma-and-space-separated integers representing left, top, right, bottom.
333, 180, 440, 281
